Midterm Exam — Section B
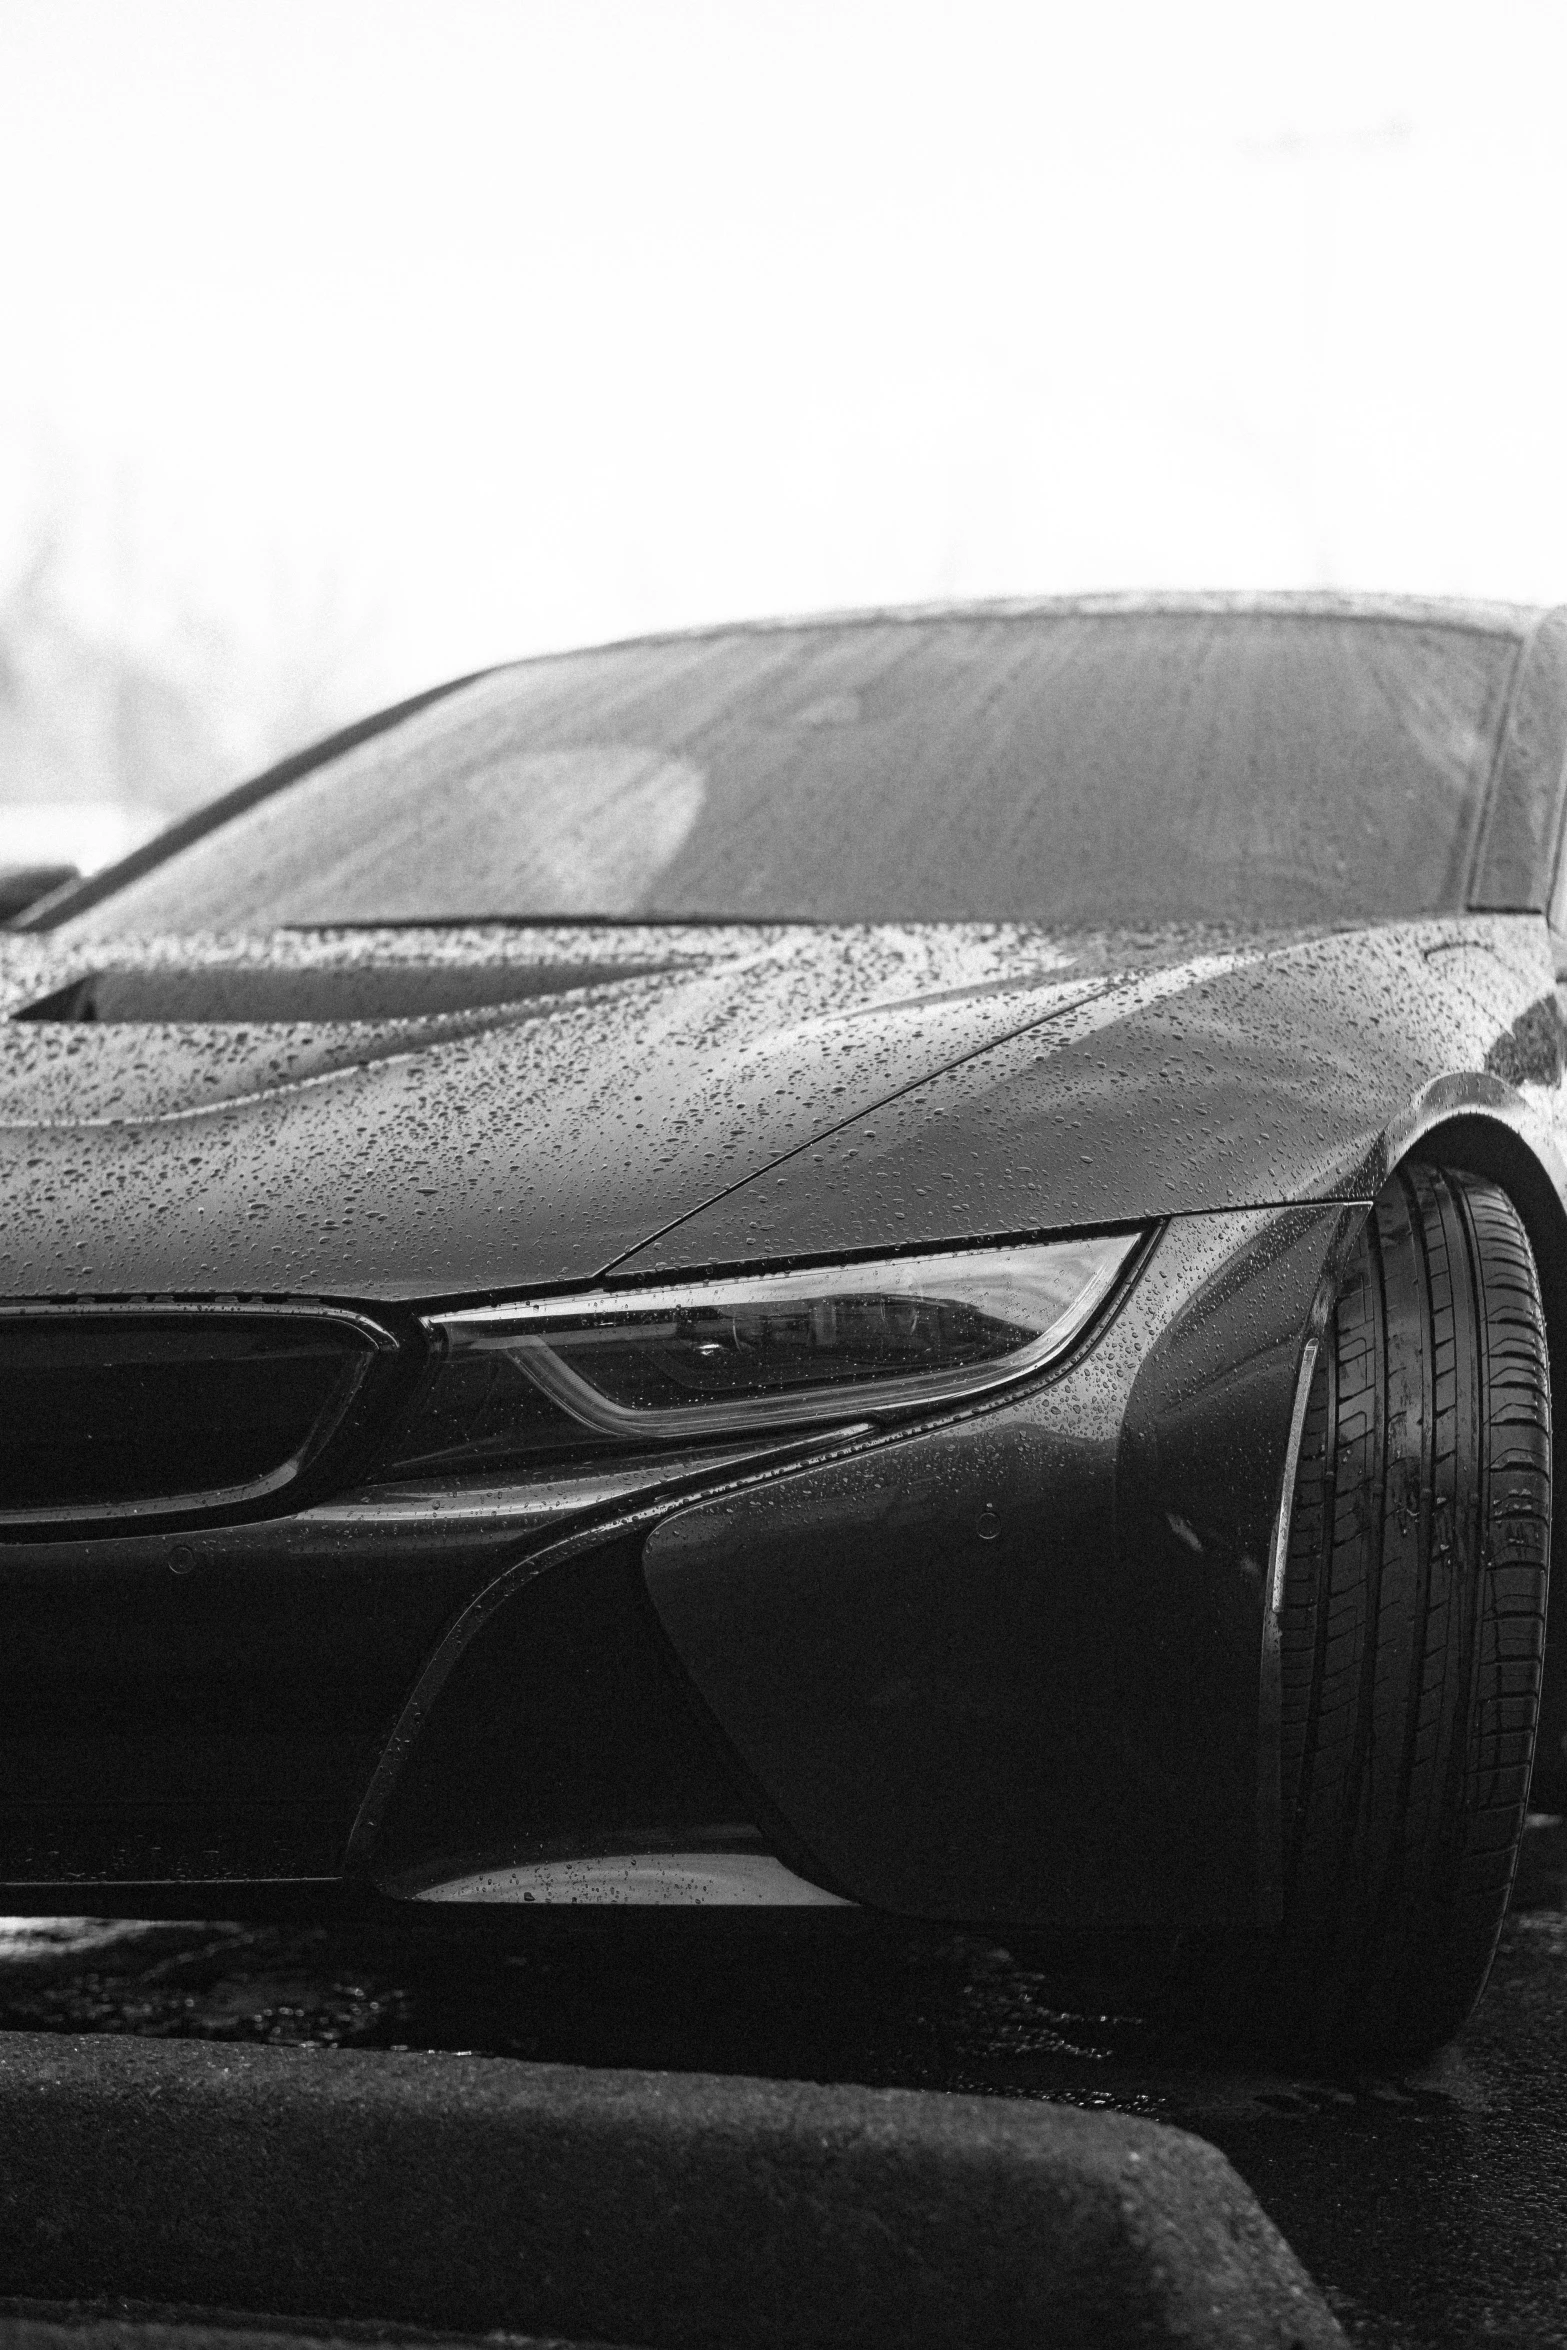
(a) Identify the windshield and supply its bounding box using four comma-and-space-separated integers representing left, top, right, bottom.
64, 610, 1520, 934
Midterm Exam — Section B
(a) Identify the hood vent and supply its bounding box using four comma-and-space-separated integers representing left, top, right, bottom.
12, 960, 667, 1025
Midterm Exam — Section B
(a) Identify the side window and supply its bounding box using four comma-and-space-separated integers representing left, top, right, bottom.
1472, 609, 1567, 931
1550, 816, 1567, 978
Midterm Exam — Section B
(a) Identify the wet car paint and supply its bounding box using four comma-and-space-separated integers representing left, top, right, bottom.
1, 595, 1566, 1921
0, 923, 1108, 1298
0, 1199, 1372, 1919
620, 915, 1567, 1273
0, 913, 1560, 1304
0, 905, 1566, 1906
640, 1202, 1362, 1929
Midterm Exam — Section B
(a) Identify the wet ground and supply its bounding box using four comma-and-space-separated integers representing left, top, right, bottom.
8, 1826, 1567, 2350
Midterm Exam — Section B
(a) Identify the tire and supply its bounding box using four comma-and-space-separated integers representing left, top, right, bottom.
1269, 1163, 1553, 2054
1158, 1163, 1552, 2058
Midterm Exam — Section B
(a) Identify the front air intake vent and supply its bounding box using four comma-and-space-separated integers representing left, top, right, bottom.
0, 1305, 398, 1534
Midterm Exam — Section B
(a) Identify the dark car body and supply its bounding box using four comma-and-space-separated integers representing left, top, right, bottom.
4, 592, 1567, 1940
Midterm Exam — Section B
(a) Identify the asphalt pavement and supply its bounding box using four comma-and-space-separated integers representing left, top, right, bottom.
7, 1819, 1567, 2348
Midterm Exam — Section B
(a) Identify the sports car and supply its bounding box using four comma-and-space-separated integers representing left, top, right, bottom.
4, 591, 1565, 2056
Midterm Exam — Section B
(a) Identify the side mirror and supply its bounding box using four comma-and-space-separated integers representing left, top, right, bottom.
0, 863, 81, 924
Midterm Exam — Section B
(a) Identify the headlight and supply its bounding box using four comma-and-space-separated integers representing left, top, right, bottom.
376, 1232, 1144, 1479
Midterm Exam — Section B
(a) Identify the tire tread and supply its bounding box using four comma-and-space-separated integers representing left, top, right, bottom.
1272, 1164, 1551, 2054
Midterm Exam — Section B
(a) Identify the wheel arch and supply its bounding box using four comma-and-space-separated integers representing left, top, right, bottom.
1395, 1109, 1567, 1807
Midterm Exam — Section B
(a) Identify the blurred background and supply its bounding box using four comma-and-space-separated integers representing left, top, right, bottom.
2, 0, 1565, 877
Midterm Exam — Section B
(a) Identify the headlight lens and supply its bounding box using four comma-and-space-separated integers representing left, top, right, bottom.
376, 1232, 1142, 1479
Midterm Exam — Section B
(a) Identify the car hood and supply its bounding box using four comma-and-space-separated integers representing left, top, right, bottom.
0, 922, 1107, 1301
617, 913, 1567, 1278
0, 916, 1555, 1303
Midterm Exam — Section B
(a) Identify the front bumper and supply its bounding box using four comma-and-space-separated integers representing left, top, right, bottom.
0, 1200, 1365, 1933
362, 1197, 1368, 1934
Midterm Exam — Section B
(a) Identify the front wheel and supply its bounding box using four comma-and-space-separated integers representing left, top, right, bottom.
1173, 1163, 1552, 2058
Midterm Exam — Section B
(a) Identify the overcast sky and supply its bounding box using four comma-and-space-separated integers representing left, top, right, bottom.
3, 0, 1565, 708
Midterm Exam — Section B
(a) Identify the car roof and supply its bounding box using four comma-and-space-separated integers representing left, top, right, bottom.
554, 588, 1546, 666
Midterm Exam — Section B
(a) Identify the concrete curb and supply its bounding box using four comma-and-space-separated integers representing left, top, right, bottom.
0, 2033, 1343, 2349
